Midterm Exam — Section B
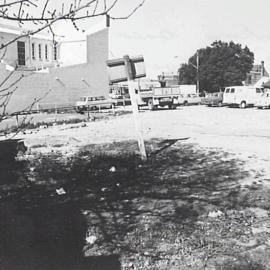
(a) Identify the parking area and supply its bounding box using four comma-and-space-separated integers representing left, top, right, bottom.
17, 104, 270, 164
139, 105, 270, 157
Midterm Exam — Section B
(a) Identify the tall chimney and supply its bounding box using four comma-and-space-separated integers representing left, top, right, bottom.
261, 61, 265, 77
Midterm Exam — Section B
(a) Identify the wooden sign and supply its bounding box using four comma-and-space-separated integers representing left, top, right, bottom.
106, 55, 147, 161
106, 55, 146, 84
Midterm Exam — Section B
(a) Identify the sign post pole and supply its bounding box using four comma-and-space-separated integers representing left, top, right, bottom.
107, 54, 147, 161
123, 55, 147, 161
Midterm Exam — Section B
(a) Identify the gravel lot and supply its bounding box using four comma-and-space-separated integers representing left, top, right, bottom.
19, 105, 270, 164
10, 105, 268, 192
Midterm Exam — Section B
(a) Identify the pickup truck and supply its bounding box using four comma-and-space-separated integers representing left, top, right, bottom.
202, 92, 223, 107
255, 92, 270, 109
137, 87, 181, 110
178, 94, 201, 106
76, 96, 116, 113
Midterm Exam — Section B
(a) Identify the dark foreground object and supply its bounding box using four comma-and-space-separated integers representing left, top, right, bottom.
0, 200, 121, 270
0, 139, 26, 163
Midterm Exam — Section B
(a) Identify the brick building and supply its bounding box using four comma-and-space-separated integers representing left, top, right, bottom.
245, 61, 269, 86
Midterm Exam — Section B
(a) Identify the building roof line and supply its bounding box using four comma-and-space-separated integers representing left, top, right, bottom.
0, 22, 53, 40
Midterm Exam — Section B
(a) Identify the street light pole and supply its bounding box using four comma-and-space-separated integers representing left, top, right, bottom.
196, 50, 199, 94
188, 50, 200, 94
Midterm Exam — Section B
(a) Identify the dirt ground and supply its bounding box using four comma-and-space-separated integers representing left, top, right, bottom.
1, 105, 270, 269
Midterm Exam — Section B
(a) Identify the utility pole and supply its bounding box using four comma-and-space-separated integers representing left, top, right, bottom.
188, 51, 200, 94
196, 50, 199, 94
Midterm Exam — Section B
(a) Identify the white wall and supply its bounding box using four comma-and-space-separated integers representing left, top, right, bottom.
0, 27, 109, 113
59, 40, 87, 67
29, 37, 59, 69
0, 30, 59, 69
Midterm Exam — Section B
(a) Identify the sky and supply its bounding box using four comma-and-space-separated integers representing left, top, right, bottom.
106, 0, 270, 78
2, 0, 270, 79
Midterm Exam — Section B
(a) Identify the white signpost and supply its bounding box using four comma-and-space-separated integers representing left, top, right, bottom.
107, 55, 147, 161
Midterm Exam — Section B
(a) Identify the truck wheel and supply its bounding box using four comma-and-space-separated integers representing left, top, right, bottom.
148, 100, 154, 111
240, 101, 246, 109
218, 101, 222, 107
183, 101, 188, 106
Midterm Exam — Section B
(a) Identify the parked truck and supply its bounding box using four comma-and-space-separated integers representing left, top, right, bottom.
223, 86, 263, 108
136, 87, 181, 110
178, 93, 201, 106
202, 92, 223, 107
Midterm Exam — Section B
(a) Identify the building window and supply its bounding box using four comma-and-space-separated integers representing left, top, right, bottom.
38, 44, 42, 59
31, 43, 35, 59
45, 44, 48, 60
53, 44, 57, 61
17, 41, 25, 66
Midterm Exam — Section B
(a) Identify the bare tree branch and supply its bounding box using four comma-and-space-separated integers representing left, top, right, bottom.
0, 68, 16, 89
0, 0, 32, 9
110, 0, 146, 20
0, 0, 146, 133
0, 74, 24, 93
0, 0, 145, 23
41, 0, 49, 18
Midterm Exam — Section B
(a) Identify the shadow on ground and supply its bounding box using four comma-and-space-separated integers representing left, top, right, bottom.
0, 139, 267, 269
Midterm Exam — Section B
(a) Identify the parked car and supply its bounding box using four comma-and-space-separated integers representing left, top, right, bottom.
223, 86, 263, 108
76, 96, 115, 112
178, 94, 201, 106
203, 92, 223, 107
255, 92, 270, 109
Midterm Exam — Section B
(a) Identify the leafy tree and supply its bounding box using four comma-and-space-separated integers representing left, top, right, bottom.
178, 41, 254, 92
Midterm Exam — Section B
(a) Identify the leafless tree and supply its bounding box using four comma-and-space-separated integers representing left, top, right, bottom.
0, 0, 145, 133
0, 0, 146, 49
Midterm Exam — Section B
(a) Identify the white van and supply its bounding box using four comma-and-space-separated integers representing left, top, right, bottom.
223, 86, 263, 108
